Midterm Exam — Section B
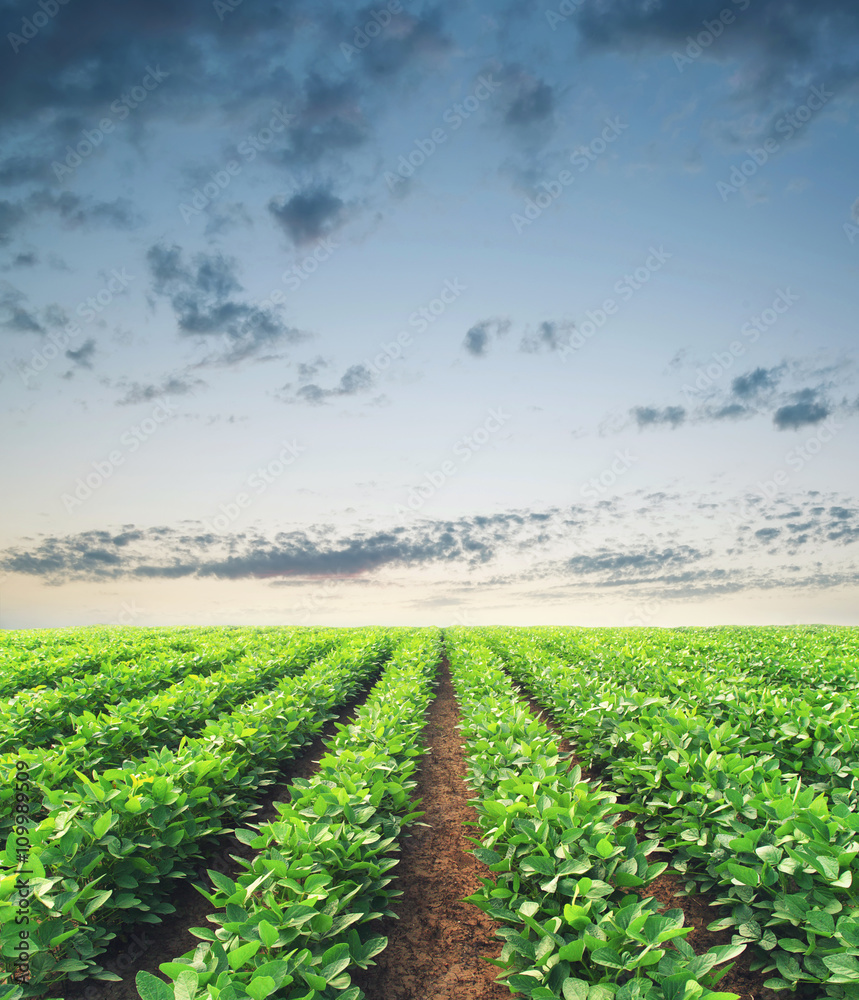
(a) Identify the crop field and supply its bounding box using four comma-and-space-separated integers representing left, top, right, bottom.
0, 625, 858, 1000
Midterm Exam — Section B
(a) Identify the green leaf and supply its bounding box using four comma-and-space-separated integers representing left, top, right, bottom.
559, 939, 585, 963
595, 838, 614, 859
301, 971, 328, 990
258, 920, 278, 948
174, 970, 199, 1000
320, 942, 351, 980
591, 947, 625, 969
228, 940, 261, 970
135, 971, 174, 1000
209, 871, 237, 897
725, 863, 760, 887
93, 809, 114, 839
823, 954, 859, 981
562, 980, 589, 1000
807, 910, 835, 936
523, 856, 556, 877
246, 977, 277, 1000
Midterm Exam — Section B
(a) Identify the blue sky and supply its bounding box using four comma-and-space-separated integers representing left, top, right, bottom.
1, 0, 858, 628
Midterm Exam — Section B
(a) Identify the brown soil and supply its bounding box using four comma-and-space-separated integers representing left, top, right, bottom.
60, 685, 373, 1000
639, 872, 782, 1000
353, 658, 512, 1000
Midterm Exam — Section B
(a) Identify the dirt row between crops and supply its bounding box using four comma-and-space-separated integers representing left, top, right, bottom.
354, 657, 512, 1000
62, 683, 376, 1000
58, 657, 782, 1000
509, 673, 782, 1000
62, 659, 512, 1000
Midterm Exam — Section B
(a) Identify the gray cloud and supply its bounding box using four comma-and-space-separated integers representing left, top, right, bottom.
632, 405, 687, 429
731, 365, 783, 399
0, 201, 28, 247
280, 363, 376, 405
113, 374, 205, 406
0, 0, 453, 242
502, 73, 555, 128
574, 0, 859, 115
3, 251, 38, 269
626, 360, 856, 434
773, 397, 831, 430
0, 285, 43, 334
565, 544, 707, 576
65, 338, 97, 370
708, 402, 752, 421
0, 516, 522, 584
463, 317, 511, 357
146, 243, 306, 363
341, 5, 452, 78
0, 191, 140, 251
3, 493, 858, 599
520, 319, 573, 353
268, 187, 347, 246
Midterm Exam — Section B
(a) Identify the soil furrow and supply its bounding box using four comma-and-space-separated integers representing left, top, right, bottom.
354, 657, 512, 1000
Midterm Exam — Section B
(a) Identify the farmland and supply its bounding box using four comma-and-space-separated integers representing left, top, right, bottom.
0, 625, 857, 1000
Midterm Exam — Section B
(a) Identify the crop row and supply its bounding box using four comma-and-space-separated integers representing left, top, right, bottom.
0, 632, 355, 837
447, 628, 743, 1000
0, 627, 277, 700
483, 627, 859, 997
1, 629, 397, 996
0, 628, 339, 754
136, 626, 440, 999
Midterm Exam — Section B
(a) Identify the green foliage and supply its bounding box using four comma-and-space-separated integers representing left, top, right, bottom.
0, 628, 395, 994
475, 625, 859, 999
143, 628, 440, 999
447, 629, 744, 1000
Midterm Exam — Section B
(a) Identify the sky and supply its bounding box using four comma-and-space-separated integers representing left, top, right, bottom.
1, 0, 858, 629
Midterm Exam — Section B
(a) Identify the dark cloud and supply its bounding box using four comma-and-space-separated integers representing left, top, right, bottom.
113, 374, 205, 405
3, 493, 858, 599
709, 403, 752, 421
0, 201, 27, 246
627, 358, 856, 434
268, 187, 347, 246
146, 243, 305, 363
0, 286, 43, 334
0, 155, 47, 186
296, 357, 329, 380
0, 0, 454, 214
755, 527, 781, 541
282, 363, 376, 405
731, 366, 783, 399
0, 515, 522, 584
272, 74, 370, 168
341, 5, 452, 78
0, 190, 139, 247
632, 405, 687, 429
520, 319, 572, 353
574, 0, 859, 113
65, 338, 97, 370
464, 323, 490, 357
565, 544, 706, 576
503, 76, 555, 127
0, 1, 301, 130
5, 251, 38, 269
773, 399, 831, 430
463, 317, 511, 357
